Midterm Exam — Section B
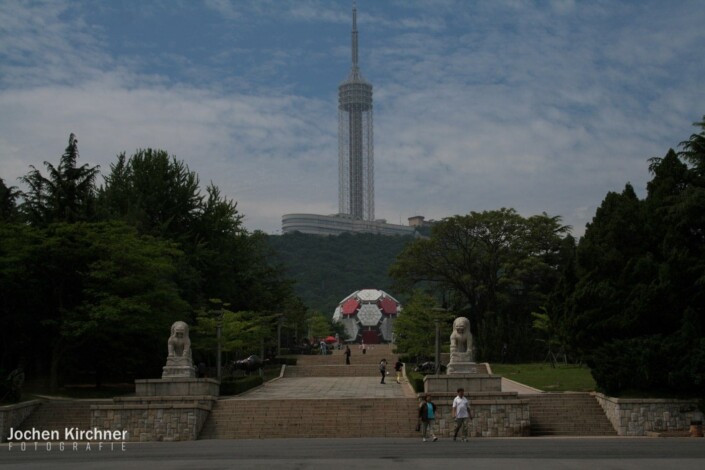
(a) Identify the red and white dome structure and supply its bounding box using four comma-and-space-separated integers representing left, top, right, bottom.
332, 289, 401, 344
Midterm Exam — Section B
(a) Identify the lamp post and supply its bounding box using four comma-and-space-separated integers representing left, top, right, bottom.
434, 318, 441, 375
215, 309, 224, 382
277, 314, 284, 357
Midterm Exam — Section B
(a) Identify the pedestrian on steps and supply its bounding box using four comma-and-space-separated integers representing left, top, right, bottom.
394, 359, 403, 384
379, 358, 387, 384
452, 387, 471, 441
418, 394, 438, 442
344, 345, 351, 365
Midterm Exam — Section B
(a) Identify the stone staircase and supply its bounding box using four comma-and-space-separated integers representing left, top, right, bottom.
284, 365, 381, 377
199, 397, 419, 439
524, 393, 617, 436
15, 398, 110, 434
284, 345, 398, 377
295, 345, 396, 365
200, 344, 419, 439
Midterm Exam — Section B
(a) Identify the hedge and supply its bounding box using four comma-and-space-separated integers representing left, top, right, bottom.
220, 375, 264, 396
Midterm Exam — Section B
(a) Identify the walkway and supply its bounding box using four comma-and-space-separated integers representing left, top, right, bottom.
4, 437, 705, 470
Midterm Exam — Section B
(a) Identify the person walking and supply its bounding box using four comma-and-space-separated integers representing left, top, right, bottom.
394, 358, 403, 384
344, 345, 351, 365
452, 387, 471, 441
379, 358, 387, 384
418, 395, 438, 442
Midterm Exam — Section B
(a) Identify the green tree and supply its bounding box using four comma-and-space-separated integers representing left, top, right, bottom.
391, 290, 444, 359
0, 221, 188, 390
0, 178, 20, 222
566, 184, 646, 357
678, 115, 705, 175
19, 133, 99, 225
390, 209, 570, 361
97, 149, 201, 241
192, 309, 273, 360
98, 150, 294, 314
564, 117, 705, 395
307, 311, 331, 339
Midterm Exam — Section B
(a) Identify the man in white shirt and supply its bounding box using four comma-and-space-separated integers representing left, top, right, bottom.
451, 387, 470, 441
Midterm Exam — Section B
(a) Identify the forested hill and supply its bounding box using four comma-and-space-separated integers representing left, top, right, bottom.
266, 232, 414, 316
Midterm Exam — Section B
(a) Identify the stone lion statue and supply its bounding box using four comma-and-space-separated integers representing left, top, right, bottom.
167, 321, 192, 360
450, 316, 471, 355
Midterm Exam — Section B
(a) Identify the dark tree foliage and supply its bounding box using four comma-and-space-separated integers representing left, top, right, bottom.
19, 134, 99, 225
565, 117, 705, 396
390, 209, 571, 361
266, 231, 414, 316
97, 149, 294, 314
0, 178, 20, 222
0, 222, 188, 390
97, 149, 202, 241
3, 139, 300, 390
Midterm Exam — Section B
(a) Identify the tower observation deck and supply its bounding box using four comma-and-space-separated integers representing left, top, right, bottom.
338, 3, 374, 221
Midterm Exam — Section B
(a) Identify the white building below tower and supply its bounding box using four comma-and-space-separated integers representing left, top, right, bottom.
282, 213, 416, 236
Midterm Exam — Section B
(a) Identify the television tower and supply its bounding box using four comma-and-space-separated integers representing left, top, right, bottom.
338, 2, 374, 221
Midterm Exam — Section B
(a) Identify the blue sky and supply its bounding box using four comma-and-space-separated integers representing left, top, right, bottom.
1, 0, 704, 236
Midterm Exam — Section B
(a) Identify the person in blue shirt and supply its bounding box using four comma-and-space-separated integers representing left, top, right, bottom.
418, 394, 439, 442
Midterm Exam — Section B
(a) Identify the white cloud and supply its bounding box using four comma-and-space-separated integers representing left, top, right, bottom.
1, 0, 704, 238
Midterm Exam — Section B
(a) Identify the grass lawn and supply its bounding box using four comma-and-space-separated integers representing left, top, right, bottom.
490, 362, 596, 392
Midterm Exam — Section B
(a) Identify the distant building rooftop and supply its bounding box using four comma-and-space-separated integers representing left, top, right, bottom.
282, 213, 417, 236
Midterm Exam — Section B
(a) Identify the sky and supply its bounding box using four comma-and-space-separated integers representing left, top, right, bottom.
1, 0, 704, 237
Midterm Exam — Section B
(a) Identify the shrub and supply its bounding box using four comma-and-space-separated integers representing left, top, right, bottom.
274, 357, 297, 366
220, 375, 263, 396
406, 370, 425, 393
590, 335, 689, 396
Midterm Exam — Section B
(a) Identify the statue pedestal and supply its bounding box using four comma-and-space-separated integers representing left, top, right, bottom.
135, 378, 220, 397
446, 361, 478, 375
421, 364, 530, 438
162, 365, 196, 378
162, 357, 195, 378
423, 373, 502, 393
91, 320, 222, 442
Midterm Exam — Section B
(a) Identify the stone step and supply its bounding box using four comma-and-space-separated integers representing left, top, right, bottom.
295, 351, 398, 366
199, 397, 420, 439
525, 393, 616, 436
16, 400, 110, 434
284, 365, 389, 377
532, 426, 616, 432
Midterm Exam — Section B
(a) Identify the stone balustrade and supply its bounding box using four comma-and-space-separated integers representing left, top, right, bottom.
0, 400, 42, 443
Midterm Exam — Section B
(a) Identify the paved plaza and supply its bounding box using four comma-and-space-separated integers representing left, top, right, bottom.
228, 369, 538, 401
232, 376, 417, 400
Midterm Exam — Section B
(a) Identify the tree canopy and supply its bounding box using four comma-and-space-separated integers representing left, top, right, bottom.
1, 135, 299, 391
563, 118, 705, 396
390, 208, 571, 361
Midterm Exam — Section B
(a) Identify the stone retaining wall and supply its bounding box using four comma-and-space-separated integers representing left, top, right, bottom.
91, 396, 215, 442
0, 400, 42, 443
595, 393, 702, 436
421, 393, 530, 438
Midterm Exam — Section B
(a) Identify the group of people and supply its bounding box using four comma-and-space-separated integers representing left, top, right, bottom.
341, 346, 404, 384
418, 388, 472, 442
376, 358, 404, 384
